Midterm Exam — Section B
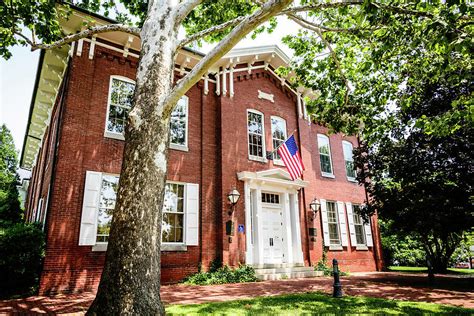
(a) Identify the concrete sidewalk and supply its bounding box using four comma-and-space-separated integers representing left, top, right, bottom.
1, 272, 472, 315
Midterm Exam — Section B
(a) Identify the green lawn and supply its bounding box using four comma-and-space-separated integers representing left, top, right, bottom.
388, 266, 474, 274
166, 292, 472, 315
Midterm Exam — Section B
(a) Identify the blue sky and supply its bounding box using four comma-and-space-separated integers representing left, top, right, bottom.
0, 16, 298, 178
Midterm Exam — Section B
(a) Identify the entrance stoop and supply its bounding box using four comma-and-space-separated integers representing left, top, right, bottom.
253, 264, 324, 281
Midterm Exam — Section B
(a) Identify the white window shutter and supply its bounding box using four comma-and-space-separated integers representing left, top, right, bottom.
337, 201, 348, 247
320, 199, 330, 246
345, 202, 357, 247
185, 183, 199, 246
365, 218, 374, 247
79, 171, 101, 245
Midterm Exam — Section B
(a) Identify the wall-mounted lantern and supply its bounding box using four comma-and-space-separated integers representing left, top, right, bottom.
227, 188, 240, 215
309, 198, 321, 221
309, 198, 321, 215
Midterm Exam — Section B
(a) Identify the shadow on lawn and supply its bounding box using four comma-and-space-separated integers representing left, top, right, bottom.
166, 292, 473, 315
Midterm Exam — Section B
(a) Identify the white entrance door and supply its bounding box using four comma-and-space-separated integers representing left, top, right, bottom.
261, 193, 285, 264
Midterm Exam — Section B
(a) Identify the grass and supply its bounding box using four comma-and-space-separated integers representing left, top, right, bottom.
388, 266, 474, 275
166, 292, 473, 315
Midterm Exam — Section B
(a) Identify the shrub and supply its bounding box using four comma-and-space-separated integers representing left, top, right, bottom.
184, 264, 258, 285
314, 247, 349, 276
0, 223, 45, 298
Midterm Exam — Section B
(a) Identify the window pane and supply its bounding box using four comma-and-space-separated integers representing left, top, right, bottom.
107, 78, 135, 134
96, 175, 119, 243
162, 183, 185, 243
271, 117, 286, 160
170, 97, 187, 146
248, 111, 264, 158
327, 202, 340, 245
320, 155, 332, 174
346, 160, 356, 178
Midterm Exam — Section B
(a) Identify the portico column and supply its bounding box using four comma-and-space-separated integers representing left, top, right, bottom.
254, 187, 264, 265
244, 182, 253, 264
291, 192, 304, 263
283, 192, 293, 264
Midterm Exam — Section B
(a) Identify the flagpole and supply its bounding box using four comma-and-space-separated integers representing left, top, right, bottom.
267, 129, 298, 156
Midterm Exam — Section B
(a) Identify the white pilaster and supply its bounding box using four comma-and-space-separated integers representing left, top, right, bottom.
283, 192, 293, 264
244, 182, 253, 264
255, 187, 264, 264
215, 71, 220, 96
229, 67, 234, 98
291, 192, 304, 263
222, 68, 227, 96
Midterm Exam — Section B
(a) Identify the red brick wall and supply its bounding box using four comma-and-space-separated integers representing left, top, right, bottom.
27, 42, 382, 295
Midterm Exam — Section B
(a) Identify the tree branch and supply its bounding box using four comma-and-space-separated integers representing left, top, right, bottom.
175, 0, 203, 25
281, 1, 363, 15
165, 0, 293, 116
288, 13, 351, 106
178, 15, 247, 49
16, 24, 140, 51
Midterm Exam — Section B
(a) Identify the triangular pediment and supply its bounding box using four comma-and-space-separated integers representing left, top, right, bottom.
256, 169, 292, 181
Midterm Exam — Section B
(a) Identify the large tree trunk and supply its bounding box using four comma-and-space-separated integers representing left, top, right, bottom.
88, 3, 178, 315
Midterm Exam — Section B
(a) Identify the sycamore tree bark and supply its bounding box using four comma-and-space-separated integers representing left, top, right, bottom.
86, 1, 292, 314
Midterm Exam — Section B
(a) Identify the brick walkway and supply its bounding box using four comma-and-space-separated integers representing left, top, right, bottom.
1, 272, 472, 315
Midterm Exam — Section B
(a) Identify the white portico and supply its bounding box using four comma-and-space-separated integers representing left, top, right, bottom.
238, 169, 308, 267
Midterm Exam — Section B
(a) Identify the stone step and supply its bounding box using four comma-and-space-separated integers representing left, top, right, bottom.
254, 266, 315, 274
251, 263, 305, 269
256, 270, 324, 281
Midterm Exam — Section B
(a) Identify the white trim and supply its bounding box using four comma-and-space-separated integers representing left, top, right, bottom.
247, 109, 267, 163
317, 134, 334, 177
104, 75, 136, 140
169, 95, 189, 151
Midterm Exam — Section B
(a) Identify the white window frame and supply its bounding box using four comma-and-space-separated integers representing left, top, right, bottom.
270, 116, 287, 166
169, 95, 189, 152
352, 204, 367, 247
317, 134, 334, 178
326, 201, 341, 246
35, 198, 44, 222
342, 140, 356, 182
95, 173, 120, 245
104, 75, 136, 141
162, 181, 187, 246
247, 109, 266, 163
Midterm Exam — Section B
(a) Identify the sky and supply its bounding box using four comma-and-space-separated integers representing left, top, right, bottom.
0, 16, 299, 179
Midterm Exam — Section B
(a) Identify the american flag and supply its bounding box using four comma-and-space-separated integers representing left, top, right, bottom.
277, 135, 305, 180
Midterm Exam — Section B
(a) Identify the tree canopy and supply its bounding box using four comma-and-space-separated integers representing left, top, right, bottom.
0, 125, 22, 226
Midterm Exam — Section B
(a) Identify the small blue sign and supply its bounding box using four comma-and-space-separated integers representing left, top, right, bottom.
238, 224, 245, 233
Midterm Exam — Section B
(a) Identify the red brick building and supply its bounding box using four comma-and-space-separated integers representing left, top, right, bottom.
20, 8, 383, 295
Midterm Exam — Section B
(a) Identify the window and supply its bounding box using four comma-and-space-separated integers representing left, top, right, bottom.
105, 76, 135, 138
162, 183, 185, 243
96, 175, 119, 243
343, 141, 356, 181
327, 201, 340, 245
318, 134, 333, 176
352, 204, 366, 245
80, 171, 199, 249
170, 96, 188, 150
247, 110, 265, 160
271, 116, 287, 163
261, 193, 280, 204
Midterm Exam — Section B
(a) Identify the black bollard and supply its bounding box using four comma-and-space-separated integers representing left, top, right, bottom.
332, 258, 343, 298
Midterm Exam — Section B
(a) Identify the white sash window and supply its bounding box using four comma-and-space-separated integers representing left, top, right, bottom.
342, 141, 356, 181
317, 134, 334, 177
271, 116, 287, 163
247, 110, 265, 161
79, 171, 199, 249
